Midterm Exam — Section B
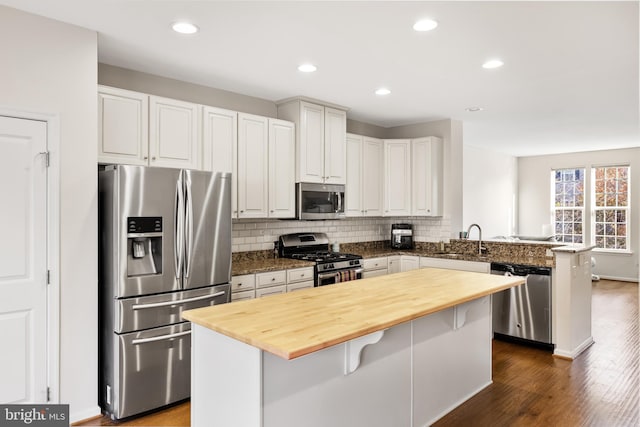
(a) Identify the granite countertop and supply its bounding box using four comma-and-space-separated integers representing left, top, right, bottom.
232, 257, 314, 276
229, 239, 587, 276
183, 268, 524, 359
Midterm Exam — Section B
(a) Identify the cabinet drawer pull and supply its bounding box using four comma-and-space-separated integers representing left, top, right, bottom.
152, 156, 156, 160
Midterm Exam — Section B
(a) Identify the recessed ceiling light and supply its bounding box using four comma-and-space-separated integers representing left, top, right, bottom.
482, 59, 504, 69
172, 22, 199, 34
465, 107, 484, 112
413, 19, 438, 32
298, 64, 317, 73
375, 88, 391, 96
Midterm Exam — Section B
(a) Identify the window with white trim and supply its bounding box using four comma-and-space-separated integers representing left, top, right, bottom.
592, 166, 629, 251
553, 168, 585, 243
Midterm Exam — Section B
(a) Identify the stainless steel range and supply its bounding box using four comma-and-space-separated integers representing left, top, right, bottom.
278, 233, 363, 286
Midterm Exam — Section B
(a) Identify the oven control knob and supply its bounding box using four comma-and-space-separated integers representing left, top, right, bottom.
329, 264, 334, 269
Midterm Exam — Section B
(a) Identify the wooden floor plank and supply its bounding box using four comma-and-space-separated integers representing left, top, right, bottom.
77, 279, 638, 427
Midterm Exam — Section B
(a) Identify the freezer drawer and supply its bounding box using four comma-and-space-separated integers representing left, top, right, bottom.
104, 322, 192, 420
115, 284, 230, 334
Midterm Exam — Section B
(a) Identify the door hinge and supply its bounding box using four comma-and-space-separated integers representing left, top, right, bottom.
39, 151, 50, 167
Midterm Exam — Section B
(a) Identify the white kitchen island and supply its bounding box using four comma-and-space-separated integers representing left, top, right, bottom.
183, 268, 524, 427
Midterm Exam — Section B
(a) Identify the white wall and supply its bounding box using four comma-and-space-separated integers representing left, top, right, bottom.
0, 6, 99, 421
519, 148, 640, 281
463, 145, 518, 238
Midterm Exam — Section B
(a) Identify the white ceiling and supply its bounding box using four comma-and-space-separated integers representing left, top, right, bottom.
2, 1, 639, 156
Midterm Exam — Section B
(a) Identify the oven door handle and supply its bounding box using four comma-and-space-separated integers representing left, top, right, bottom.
336, 192, 342, 213
131, 291, 225, 310
131, 330, 191, 345
317, 268, 363, 280
317, 271, 340, 280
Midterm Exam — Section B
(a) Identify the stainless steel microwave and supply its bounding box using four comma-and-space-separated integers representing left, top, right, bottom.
296, 182, 345, 220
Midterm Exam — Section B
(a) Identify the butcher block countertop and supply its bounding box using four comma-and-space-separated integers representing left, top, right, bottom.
183, 268, 524, 360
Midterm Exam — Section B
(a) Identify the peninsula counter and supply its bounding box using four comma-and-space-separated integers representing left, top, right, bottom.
183, 267, 524, 427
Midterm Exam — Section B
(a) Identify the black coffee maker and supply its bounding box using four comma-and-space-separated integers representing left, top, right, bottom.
391, 223, 413, 249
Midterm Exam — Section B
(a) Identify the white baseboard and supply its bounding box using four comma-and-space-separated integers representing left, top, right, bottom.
553, 336, 594, 360
595, 275, 638, 283
70, 405, 102, 425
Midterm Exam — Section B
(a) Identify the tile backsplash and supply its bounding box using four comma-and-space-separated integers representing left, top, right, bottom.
232, 216, 451, 252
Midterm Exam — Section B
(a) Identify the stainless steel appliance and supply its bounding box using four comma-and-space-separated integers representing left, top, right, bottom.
278, 232, 363, 286
296, 182, 345, 220
491, 262, 553, 349
98, 165, 232, 420
391, 223, 413, 249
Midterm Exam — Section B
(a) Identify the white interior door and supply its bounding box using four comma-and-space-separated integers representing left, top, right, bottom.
0, 116, 48, 403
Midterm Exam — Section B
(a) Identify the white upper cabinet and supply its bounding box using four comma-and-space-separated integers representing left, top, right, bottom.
202, 106, 238, 216
202, 106, 237, 173
237, 114, 295, 220
98, 86, 201, 169
411, 137, 443, 216
237, 113, 269, 219
346, 133, 383, 217
362, 136, 383, 216
345, 134, 363, 217
277, 99, 347, 184
324, 107, 347, 184
268, 119, 296, 218
98, 86, 148, 165
149, 95, 200, 169
383, 139, 412, 216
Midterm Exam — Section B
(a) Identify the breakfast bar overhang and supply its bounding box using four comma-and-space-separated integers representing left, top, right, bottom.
183, 268, 524, 427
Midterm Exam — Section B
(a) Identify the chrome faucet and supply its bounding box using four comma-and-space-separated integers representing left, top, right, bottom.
466, 223, 484, 255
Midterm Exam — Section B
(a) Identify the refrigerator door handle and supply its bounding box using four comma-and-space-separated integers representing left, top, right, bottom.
175, 172, 185, 279
184, 173, 193, 279
131, 291, 225, 310
131, 330, 191, 345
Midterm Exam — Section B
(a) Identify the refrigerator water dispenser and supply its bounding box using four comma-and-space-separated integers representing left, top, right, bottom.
126, 217, 163, 277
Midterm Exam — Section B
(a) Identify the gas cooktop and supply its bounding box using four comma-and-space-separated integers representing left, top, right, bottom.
289, 251, 361, 263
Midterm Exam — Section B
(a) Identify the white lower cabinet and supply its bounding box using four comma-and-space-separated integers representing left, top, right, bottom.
286, 267, 314, 292
388, 255, 401, 274
388, 255, 419, 273
401, 256, 420, 272
362, 257, 388, 278
255, 285, 287, 298
232, 267, 315, 302
231, 274, 256, 301
255, 271, 287, 298
419, 257, 490, 274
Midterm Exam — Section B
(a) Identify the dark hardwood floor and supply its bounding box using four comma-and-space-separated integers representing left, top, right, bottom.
77, 280, 638, 427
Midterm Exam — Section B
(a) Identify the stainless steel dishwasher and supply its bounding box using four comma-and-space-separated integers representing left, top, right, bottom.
491, 262, 553, 349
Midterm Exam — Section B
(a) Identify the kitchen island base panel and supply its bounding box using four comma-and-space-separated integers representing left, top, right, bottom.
190, 296, 492, 427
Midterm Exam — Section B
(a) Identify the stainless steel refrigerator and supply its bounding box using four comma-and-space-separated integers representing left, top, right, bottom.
98, 165, 232, 420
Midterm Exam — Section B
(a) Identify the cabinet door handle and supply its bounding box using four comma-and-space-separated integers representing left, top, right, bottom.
143, 156, 148, 160
151, 156, 156, 161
